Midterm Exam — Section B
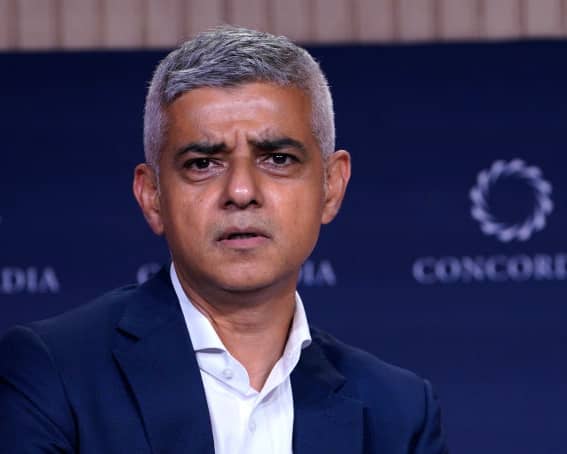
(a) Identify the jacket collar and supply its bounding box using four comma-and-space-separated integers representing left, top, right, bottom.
112, 267, 215, 454
112, 268, 364, 454
291, 337, 365, 454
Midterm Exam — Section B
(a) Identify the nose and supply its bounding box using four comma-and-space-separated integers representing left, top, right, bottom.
222, 155, 262, 210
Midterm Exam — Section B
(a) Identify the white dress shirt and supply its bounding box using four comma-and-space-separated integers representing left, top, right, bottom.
170, 264, 311, 454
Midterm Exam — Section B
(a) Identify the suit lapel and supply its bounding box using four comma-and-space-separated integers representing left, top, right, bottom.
110, 270, 364, 454
291, 339, 365, 454
112, 269, 215, 454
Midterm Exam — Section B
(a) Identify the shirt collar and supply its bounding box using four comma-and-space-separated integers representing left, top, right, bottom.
170, 262, 312, 355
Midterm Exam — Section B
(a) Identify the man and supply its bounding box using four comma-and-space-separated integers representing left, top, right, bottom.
0, 26, 447, 453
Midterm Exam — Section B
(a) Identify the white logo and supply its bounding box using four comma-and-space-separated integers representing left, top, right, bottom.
413, 254, 567, 284
298, 260, 336, 286
469, 159, 553, 242
0, 267, 60, 294
0, 217, 61, 295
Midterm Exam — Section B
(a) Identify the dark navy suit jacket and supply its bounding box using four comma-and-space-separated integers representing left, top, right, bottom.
0, 268, 448, 453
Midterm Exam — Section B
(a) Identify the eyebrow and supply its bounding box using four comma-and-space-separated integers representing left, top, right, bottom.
175, 141, 227, 157
174, 136, 307, 158
251, 137, 307, 155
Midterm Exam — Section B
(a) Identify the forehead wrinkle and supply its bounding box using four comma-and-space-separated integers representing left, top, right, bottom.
185, 128, 234, 151
252, 127, 285, 141
205, 126, 281, 152
243, 127, 296, 150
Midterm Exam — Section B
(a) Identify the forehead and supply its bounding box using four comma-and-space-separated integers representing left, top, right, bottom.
164, 82, 314, 141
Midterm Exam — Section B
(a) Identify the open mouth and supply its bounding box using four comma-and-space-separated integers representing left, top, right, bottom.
226, 232, 261, 240
217, 228, 270, 247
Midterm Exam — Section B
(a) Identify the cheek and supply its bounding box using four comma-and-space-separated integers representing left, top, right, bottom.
162, 189, 208, 239
276, 184, 324, 239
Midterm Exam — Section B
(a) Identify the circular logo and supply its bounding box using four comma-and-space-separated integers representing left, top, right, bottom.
469, 159, 553, 242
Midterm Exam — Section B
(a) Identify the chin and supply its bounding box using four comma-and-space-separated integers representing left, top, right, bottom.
217, 277, 274, 294
214, 269, 293, 295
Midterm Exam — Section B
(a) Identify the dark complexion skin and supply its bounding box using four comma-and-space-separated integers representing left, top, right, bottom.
133, 83, 350, 390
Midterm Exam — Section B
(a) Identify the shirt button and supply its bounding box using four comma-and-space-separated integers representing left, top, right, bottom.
249, 420, 256, 432
222, 368, 233, 379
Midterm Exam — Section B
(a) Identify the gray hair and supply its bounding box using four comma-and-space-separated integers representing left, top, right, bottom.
143, 26, 335, 170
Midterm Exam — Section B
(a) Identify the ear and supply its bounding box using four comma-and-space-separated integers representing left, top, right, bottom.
133, 163, 164, 235
321, 150, 351, 224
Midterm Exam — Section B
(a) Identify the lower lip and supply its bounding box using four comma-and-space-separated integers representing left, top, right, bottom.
218, 236, 269, 249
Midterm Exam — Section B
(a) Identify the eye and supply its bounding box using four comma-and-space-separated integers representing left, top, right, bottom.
184, 158, 213, 170
266, 153, 298, 166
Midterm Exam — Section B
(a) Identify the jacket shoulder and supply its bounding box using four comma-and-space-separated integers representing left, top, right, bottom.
310, 327, 423, 390
0, 282, 144, 380
0, 283, 148, 452
310, 327, 432, 423
310, 328, 448, 453
28, 283, 138, 343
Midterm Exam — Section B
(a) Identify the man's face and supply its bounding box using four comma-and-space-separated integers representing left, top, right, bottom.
134, 82, 349, 297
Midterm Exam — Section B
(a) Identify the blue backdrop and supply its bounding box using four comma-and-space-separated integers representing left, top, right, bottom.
2, 41, 566, 453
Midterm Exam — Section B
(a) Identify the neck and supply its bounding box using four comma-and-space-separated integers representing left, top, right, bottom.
175, 268, 297, 391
